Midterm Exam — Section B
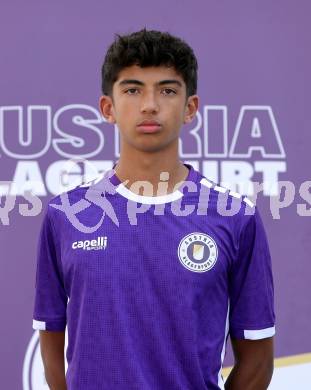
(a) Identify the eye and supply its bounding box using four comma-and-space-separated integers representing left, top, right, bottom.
125, 88, 139, 95
162, 88, 176, 95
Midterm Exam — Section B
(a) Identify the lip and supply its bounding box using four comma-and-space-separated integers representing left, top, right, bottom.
138, 119, 161, 126
137, 125, 162, 134
137, 120, 162, 134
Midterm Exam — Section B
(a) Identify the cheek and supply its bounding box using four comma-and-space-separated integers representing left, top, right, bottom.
168, 106, 185, 126
112, 105, 129, 126
117, 101, 139, 120
167, 99, 186, 118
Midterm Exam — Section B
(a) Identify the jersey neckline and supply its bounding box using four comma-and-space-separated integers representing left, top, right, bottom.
109, 163, 197, 205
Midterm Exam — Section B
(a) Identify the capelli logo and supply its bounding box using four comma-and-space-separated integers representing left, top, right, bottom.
72, 236, 107, 251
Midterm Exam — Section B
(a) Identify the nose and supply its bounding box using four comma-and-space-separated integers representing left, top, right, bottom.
140, 91, 159, 114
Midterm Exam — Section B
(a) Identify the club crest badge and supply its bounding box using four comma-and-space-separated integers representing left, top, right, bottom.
178, 232, 218, 273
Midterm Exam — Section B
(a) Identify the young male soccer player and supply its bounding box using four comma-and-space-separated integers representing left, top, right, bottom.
33, 28, 275, 390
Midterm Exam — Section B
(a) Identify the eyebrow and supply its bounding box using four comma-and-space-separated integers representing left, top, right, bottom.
117, 79, 183, 88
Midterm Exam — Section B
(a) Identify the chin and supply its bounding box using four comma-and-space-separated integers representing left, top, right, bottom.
135, 142, 168, 153
122, 132, 178, 153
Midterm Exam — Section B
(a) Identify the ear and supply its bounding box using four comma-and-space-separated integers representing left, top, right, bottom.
99, 95, 116, 124
183, 95, 199, 124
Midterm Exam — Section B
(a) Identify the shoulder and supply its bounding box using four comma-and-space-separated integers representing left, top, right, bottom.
197, 173, 254, 206
197, 170, 255, 208
192, 168, 260, 235
45, 173, 105, 218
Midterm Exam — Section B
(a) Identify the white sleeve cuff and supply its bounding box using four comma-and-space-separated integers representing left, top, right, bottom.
32, 319, 46, 330
244, 326, 275, 340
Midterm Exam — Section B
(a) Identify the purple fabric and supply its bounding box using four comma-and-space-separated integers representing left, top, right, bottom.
33, 164, 275, 389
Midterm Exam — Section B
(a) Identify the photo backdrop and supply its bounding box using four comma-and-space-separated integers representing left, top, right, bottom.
0, 1, 310, 389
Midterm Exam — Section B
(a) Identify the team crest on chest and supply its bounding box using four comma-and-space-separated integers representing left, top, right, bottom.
178, 233, 218, 273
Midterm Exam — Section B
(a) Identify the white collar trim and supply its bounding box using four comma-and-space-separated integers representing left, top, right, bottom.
115, 184, 184, 204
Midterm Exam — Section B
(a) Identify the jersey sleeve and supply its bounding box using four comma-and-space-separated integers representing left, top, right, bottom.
32, 203, 67, 331
229, 206, 275, 340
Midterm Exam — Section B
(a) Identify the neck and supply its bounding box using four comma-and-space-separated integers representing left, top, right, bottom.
114, 142, 189, 196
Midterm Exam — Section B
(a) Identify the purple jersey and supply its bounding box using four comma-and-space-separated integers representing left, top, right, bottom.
33, 163, 275, 390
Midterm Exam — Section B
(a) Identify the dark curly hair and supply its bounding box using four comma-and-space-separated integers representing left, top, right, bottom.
101, 28, 198, 100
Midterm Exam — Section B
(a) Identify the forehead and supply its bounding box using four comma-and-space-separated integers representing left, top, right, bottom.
114, 65, 185, 87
